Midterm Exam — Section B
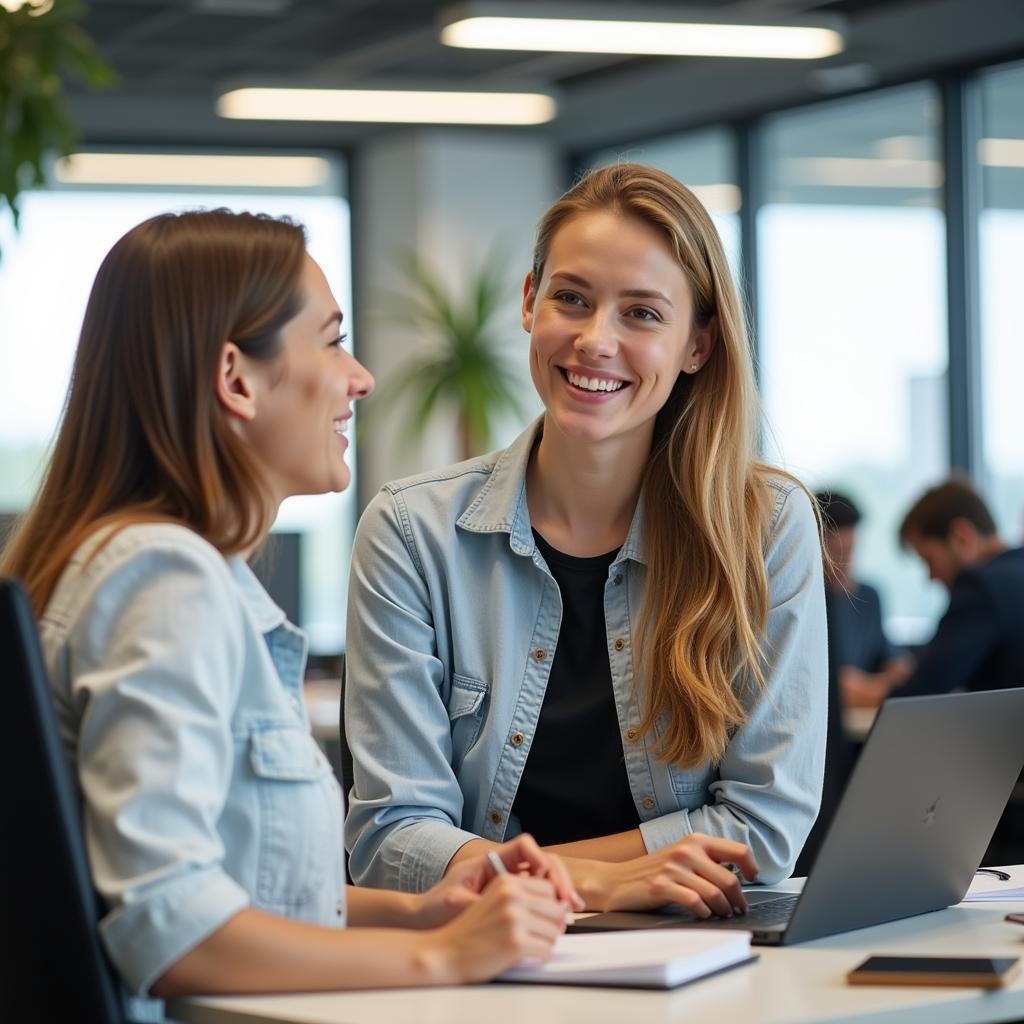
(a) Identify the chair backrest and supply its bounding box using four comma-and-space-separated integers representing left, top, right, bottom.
0, 578, 126, 1023
337, 652, 355, 802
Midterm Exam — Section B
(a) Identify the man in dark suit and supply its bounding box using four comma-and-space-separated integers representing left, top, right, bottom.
896, 479, 1024, 700
894, 478, 1024, 863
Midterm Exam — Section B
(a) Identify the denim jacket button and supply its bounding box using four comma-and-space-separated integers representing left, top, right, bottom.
490, 810, 502, 825
510, 731, 526, 747
626, 728, 639, 742
533, 648, 547, 661
614, 638, 626, 652
613, 573, 624, 585
642, 797, 655, 810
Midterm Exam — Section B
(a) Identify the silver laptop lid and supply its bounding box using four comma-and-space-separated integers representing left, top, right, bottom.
785, 687, 1024, 944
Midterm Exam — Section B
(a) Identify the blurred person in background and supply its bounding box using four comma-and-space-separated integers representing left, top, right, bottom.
816, 491, 913, 710
895, 478, 1024, 701
894, 477, 1024, 863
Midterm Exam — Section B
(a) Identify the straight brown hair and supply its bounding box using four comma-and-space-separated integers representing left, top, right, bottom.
1, 209, 307, 617
532, 163, 806, 768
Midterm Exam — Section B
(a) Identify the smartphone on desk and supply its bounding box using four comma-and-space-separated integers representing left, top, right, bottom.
847, 955, 1021, 989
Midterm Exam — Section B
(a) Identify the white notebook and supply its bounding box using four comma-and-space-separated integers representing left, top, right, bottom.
499, 927, 754, 989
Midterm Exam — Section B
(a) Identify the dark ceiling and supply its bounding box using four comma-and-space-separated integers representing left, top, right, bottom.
67, 0, 1024, 151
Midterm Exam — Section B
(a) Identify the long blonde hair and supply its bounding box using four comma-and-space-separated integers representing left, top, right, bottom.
1, 210, 307, 617
532, 163, 795, 768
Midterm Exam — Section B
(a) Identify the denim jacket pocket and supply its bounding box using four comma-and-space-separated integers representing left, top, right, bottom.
447, 674, 489, 772
667, 761, 717, 803
249, 724, 337, 910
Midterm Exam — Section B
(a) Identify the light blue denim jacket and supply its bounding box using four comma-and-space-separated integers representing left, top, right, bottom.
39, 524, 346, 1012
345, 420, 827, 893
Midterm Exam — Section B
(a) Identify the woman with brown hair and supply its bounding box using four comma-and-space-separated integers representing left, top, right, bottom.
1, 210, 576, 1019
345, 163, 826, 915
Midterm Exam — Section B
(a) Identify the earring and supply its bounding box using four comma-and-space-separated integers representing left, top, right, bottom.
690, 362, 698, 372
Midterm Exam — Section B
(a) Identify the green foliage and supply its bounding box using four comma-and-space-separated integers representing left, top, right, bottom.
369, 251, 528, 461
0, 0, 114, 248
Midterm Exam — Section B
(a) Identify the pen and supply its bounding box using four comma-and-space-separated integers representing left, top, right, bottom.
975, 868, 1011, 882
487, 850, 508, 876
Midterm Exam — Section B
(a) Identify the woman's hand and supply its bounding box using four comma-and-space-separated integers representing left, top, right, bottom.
415, 833, 583, 929
417, 872, 569, 985
580, 833, 758, 917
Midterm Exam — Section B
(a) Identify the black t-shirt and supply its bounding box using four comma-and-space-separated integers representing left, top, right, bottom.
511, 530, 641, 846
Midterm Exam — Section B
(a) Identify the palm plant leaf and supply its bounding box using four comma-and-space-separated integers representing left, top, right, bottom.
369, 247, 528, 459
407, 369, 455, 440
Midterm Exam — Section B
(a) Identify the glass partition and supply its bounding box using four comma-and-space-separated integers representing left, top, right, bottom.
757, 85, 948, 642
587, 127, 741, 278
978, 61, 1024, 546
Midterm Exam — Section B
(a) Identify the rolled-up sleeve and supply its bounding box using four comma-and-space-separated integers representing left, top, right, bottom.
69, 543, 251, 994
638, 483, 828, 882
344, 489, 480, 892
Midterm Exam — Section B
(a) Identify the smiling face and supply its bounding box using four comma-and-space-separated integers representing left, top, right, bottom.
240, 255, 374, 503
523, 209, 715, 450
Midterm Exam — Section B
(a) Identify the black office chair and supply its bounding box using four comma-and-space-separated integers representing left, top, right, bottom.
337, 652, 355, 803
794, 605, 855, 877
0, 578, 126, 1023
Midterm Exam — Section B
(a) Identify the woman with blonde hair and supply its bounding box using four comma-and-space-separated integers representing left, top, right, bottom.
1, 210, 576, 1020
345, 163, 826, 915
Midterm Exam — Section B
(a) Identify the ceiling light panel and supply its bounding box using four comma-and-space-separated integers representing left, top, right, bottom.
980, 138, 1024, 168
54, 153, 331, 188
218, 88, 557, 125
440, 5, 844, 59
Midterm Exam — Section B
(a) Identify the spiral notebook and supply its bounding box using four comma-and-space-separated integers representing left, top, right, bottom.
498, 927, 755, 989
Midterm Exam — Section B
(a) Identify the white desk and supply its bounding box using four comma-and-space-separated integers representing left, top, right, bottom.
171, 882, 1024, 1024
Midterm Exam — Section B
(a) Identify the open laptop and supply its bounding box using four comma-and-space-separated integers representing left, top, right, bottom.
571, 688, 1024, 945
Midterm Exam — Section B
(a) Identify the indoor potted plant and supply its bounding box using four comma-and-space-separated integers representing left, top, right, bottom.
369, 251, 529, 461
0, 0, 113, 251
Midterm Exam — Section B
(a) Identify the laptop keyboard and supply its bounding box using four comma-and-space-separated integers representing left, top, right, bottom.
722, 892, 800, 926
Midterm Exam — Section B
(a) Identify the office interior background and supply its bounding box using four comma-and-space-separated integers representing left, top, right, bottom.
1, 0, 1022, 659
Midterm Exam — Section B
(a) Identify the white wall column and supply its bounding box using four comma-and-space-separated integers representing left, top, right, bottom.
352, 129, 561, 507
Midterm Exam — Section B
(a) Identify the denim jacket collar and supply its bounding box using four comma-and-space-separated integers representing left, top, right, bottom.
456, 416, 647, 566
226, 555, 287, 635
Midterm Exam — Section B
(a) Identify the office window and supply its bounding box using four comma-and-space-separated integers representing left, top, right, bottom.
978, 61, 1024, 545
0, 153, 353, 652
757, 85, 948, 642
587, 127, 741, 277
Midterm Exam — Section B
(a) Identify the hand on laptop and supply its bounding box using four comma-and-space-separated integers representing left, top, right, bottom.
584, 834, 758, 917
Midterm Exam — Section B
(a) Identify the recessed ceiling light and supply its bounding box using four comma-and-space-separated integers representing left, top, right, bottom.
217, 87, 557, 125
782, 157, 943, 189
440, 3, 844, 60
979, 138, 1024, 168
54, 153, 331, 188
